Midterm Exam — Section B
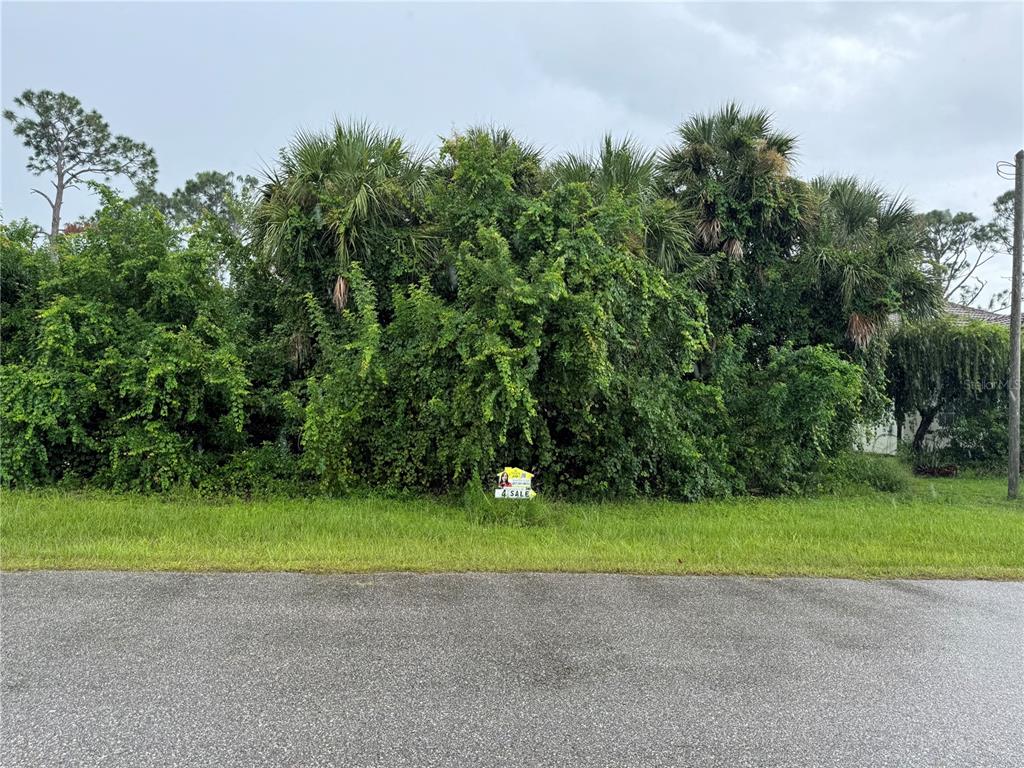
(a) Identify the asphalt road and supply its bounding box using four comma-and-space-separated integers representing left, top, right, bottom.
1, 572, 1022, 767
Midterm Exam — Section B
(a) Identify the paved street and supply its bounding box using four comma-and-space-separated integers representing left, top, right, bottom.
1, 572, 1022, 767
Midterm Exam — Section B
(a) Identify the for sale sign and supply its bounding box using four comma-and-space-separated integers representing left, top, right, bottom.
495, 467, 536, 499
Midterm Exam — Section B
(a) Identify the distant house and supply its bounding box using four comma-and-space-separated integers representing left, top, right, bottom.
863, 302, 1012, 455
943, 302, 1011, 329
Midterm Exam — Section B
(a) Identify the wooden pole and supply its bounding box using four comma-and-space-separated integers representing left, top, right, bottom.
1008, 149, 1023, 499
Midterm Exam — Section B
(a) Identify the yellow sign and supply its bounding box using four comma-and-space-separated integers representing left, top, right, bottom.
495, 467, 536, 499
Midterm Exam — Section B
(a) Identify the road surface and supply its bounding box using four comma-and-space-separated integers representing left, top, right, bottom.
2, 572, 1022, 767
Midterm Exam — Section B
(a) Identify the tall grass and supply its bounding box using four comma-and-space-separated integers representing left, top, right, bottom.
2, 478, 1022, 579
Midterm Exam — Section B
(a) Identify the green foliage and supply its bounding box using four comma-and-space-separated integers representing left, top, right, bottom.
4, 105, 945, 500
918, 196, 1015, 310
824, 452, 913, 494
0, 190, 248, 490
889, 319, 1008, 416
290, 132, 735, 499
4, 89, 157, 237
660, 109, 939, 440
1, 220, 53, 358
550, 134, 694, 272
888, 317, 1008, 453
132, 170, 258, 236
252, 120, 429, 324
659, 104, 809, 342
3, 90, 156, 183
805, 177, 941, 349
718, 340, 864, 494
197, 443, 307, 497
887, 316, 1014, 468
944, 398, 1009, 467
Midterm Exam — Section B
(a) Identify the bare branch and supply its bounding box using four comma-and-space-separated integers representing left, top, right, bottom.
958, 280, 985, 307
30, 188, 55, 208
66, 166, 117, 182
946, 251, 996, 300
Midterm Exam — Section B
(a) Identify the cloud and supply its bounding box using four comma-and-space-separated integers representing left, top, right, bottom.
512, 3, 1020, 199
771, 33, 911, 111
661, 5, 765, 61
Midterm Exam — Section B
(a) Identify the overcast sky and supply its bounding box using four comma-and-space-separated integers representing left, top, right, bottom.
3, 2, 1022, 295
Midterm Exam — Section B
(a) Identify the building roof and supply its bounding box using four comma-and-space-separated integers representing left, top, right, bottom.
945, 302, 1012, 328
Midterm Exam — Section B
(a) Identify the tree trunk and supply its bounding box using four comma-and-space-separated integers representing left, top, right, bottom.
49, 180, 64, 240
912, 406, 938, 453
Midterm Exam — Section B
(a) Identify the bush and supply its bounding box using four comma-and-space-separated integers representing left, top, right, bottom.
4, 118, 930, 502
0, 193, 249, 491
294, 134, 729, 500
825, 451, 913, 493
945, 395, 1009, 469
198, 444, 307, 498
721, 341, 864, 495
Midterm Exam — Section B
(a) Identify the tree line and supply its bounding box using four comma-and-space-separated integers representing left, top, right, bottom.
1, 91, 1014, 495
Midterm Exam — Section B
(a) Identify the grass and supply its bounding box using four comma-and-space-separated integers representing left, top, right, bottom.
2, 477, 1023, 579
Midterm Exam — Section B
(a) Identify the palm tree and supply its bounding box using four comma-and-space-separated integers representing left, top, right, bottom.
659, 103, 800, 258
551, 134, 694, 272
252, 120, 428, 313
807, 176, 941, 348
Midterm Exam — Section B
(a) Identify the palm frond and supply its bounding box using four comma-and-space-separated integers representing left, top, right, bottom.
251, 118, 427, 307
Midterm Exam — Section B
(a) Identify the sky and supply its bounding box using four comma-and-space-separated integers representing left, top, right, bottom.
2, 1, 1022, 297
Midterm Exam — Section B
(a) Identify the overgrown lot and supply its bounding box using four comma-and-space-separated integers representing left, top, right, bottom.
3, 477, 1021, 579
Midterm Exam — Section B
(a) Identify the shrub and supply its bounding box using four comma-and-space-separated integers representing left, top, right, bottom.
721, 341, 864, 495
295, 134, 729, 500
825, 451, 913, 494
198, 443, 306, 498
0, 193, 249, 491
945, 395, 1010, 469
4, 115, 934, 502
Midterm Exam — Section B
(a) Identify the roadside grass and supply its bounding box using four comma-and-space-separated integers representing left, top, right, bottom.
2, 477, 1022, 579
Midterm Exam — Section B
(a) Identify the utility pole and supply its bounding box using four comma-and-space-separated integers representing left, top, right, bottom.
1007, 149, 1023, 499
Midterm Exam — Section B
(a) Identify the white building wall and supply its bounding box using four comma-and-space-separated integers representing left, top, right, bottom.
862, 411, 949, 455
862, 414, 899, 455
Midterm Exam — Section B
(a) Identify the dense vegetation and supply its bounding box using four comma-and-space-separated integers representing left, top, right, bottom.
888, 317, 1012, 463
1, 96, 1014, 499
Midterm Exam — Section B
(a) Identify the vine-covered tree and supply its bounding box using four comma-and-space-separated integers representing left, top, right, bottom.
4, 90, 157, 239
295, 129, 726, 496
0, 190, 248, 489
550, 134, 694, 272
888, 318, 1009, 452
1, 105, 949, 496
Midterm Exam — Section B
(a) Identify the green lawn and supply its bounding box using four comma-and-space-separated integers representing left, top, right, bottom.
2, 477, 1023, 579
